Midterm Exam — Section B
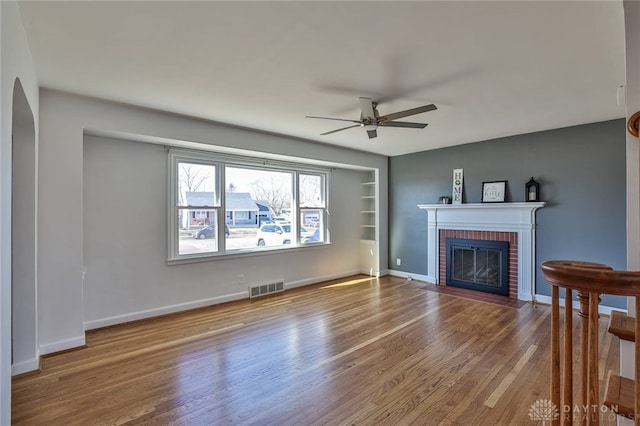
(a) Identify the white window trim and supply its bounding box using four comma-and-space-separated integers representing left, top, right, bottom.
168, 150, 223, 260
168, 148, 330, 262
297, 172, 329, 245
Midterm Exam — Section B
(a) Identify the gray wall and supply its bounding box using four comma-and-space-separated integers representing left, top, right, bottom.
389, 119, 626, 308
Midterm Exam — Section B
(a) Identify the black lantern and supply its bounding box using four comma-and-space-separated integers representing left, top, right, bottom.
525, 177, 540, 202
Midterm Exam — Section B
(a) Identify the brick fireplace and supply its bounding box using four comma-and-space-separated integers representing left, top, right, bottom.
439, 229, 518, 299
417, 202, 545, 301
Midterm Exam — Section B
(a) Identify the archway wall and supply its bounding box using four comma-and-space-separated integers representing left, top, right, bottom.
1, 1, 40, 424
11, 79, 37, 375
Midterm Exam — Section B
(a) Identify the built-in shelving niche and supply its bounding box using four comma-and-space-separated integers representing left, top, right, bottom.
359, 170, 379, 277
361, 179, 376, 241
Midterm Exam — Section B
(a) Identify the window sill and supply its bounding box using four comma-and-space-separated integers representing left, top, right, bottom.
167, 242, 332, 266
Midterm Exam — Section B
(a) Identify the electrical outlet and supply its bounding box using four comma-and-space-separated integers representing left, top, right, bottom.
239, 275, 244, 285
396, 258, 401, 266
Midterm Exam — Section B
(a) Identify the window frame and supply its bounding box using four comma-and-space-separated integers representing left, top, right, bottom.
168, 149, 330, 262
297, 172, 329, 245
169, 151, 223, 260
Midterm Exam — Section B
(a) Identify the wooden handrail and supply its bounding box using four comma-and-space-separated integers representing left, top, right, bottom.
629, 111, 640, 137
541, 260, 640, 425
541, 260, 640, 296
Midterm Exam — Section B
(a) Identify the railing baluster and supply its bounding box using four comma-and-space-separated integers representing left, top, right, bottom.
578, 291, 590, 425
587, 292, 600, 425
552, 285, 561, 424
564, 288, 573, 424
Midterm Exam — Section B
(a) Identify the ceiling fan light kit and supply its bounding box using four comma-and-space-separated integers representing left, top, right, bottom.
306, 97, 436, 140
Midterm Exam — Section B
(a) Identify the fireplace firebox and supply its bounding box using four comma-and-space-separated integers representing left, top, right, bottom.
445, 238, 509, 296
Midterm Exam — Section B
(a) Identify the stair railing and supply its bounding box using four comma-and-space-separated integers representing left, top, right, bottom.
541, 260, 640, 425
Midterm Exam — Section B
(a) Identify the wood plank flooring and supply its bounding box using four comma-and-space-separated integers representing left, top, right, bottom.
12, 275, 620, 425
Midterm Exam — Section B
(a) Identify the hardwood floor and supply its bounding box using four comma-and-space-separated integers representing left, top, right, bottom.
12, 275, 620, 425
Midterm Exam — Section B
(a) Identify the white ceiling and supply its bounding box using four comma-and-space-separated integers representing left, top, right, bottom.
17, 1, 626, 157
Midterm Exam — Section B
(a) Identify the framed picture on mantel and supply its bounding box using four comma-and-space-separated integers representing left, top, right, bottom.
482, 181, 507, 203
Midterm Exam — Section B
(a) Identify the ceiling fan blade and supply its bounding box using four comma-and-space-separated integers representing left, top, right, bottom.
359, 97, 376, 120
320, 124, 361, 136
367, 129, 378, 139
378, 104, 437, 122
306, 115, 361, 124
379, 121, 428, 129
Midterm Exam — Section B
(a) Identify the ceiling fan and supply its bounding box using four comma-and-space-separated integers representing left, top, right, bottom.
306, 97, 437, 139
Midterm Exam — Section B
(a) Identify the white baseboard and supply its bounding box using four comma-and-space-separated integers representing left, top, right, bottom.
386, 269, 433, 284
85, 270, 366, 331
11, 357, 40, 375
39, 335, 86, 356
380, 276, 625, 315
533, 294, 626, 316
83, 291, 248, 330
286, 269, 363, 289
358, 268, 380, 277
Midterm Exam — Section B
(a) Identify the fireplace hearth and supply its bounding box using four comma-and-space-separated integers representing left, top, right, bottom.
445, 238, 509, 296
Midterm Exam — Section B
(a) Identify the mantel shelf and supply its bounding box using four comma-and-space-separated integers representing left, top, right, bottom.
417, 202, 546, 210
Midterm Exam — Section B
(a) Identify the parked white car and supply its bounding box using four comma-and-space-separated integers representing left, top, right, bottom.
256, 223, 292, 246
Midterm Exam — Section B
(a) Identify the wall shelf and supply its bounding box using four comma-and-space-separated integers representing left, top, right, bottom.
360, 172, 377, 241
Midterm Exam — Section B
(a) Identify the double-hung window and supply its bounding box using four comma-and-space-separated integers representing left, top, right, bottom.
298, 173, 327, 244
169, 152, 221, 258
168, 149, 329, 261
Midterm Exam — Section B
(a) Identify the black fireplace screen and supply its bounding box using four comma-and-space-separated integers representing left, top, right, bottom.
445, 238, 509, 296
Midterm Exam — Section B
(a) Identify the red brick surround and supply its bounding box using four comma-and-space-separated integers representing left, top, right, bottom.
439, 229, 518, 299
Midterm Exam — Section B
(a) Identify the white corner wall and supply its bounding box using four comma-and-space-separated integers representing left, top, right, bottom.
1, 1, 40, 423
38, 90, 388, 352
622, 1, 640, 405
625, 0, 640, 275
11, 79, 38, 376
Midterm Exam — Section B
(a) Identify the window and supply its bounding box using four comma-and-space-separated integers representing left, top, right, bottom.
299, 173, 326, 244
169, 150, 328, 261
172, 158, 218, 257
225, 166, 293, 251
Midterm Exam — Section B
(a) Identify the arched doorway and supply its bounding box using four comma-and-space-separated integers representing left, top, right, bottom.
11, 78, 38, 373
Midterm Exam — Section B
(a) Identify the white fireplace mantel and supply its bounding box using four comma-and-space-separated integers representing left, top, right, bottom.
417, 202, 545, 301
